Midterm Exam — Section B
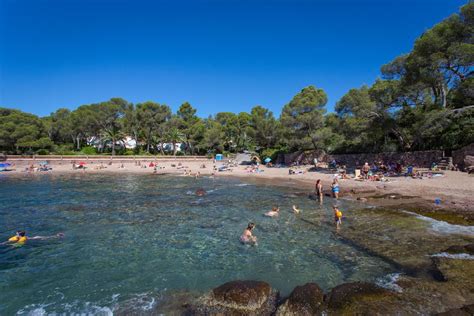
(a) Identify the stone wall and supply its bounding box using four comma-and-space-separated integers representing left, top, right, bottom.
281, 150, 444, 168
453, 143, 474, 170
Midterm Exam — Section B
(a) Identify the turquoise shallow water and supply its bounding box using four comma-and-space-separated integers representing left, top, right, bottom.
0, 174, 394, 314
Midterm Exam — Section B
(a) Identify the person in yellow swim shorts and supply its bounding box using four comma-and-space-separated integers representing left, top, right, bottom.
333, 206, 343, 230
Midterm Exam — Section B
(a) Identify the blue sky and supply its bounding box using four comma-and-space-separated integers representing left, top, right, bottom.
0, 0, 467, 118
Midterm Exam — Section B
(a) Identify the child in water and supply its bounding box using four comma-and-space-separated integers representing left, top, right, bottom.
333, 206, 343, 229
240, 222, 257, 245
264, 206, 280, 217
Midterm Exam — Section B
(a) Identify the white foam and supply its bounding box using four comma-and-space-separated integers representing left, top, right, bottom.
235, 183, 250, 187
375, 273, 403, 293
402, 211, 474, 236
431, 252, 474, 260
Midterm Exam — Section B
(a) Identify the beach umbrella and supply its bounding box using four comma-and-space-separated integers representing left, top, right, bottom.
264, 157, 271, 163
39, 161, 48, 165
79, 162, 87, 166
0, 163, 11, 167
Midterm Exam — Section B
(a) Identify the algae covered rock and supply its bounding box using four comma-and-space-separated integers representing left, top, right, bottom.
276, 282, 324, 316
327, 282, 392, 312
190, 280, 278, 315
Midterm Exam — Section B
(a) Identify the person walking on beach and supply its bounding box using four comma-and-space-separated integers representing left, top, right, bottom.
240, 222, 257, 245
333, 206, 343, 230
331, 178, 339, 199
315, 179, 323, 202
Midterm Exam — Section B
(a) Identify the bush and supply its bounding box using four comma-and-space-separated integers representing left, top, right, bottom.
54, 144, 75, 155
36, 149, 50, 155
81, 146, 97, 155
124, 149, 135, 156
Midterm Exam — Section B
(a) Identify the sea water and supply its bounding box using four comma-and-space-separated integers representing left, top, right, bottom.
0, 174, 394, 314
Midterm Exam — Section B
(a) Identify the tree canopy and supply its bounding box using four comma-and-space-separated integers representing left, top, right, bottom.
1, 3, 472, 156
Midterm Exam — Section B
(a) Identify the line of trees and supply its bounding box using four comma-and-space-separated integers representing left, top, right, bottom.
1, 2, 473, 157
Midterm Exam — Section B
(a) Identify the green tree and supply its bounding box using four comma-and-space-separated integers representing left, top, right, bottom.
280, 86, 327, 151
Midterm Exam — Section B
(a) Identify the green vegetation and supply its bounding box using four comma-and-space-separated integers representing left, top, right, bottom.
1, 3, 472, 156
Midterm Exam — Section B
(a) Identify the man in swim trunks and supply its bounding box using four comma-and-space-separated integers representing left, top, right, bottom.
315, 179, 323, 202
240, 223, 257, 245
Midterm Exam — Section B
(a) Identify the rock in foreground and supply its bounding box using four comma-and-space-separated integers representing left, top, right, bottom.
190, 280, 278, 315
276, 282, 324, 316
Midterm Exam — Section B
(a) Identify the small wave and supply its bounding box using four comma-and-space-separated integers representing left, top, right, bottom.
431, 252, 474, 260
375, 273, 403, 293
402, 211, 474, 236
235, 183, 250, 187
16, 306, 48, 316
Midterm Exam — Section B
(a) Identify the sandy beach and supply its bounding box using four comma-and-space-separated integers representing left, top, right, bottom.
5, 158, 474, 221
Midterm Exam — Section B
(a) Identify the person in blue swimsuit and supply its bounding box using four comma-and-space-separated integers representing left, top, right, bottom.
331, 178, 340, 199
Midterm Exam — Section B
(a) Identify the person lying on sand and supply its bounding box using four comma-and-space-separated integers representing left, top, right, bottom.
240, 222, 257, 245
2, 231, 64, 245
264, 206, 280, 217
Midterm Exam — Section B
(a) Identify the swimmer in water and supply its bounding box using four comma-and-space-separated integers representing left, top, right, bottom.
240, 222, 257, 245
264, 206, 280, 217
292, 205, 301, 214
333, 206, 343, 230
2, 231, 64, 245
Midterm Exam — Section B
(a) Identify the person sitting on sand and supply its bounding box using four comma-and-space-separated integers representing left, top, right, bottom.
362, 162, 370, 180
333, 206, 343, 229
315, 179, 323, 202
264, 206, 280, 217
331, 178, 339, 199
292, 205, 301, 214
2, 231, 64, 245
240, 223, 257, 245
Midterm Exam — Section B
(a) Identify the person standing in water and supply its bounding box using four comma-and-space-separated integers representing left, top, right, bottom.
333, 206, 343, 230
240, 222, 257, 245
331, 178, 340, 199
315, 179, 323, 202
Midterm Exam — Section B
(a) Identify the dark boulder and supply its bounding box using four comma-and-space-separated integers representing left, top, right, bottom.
190, 280, 278, 315
444, 243, 474, 255
437, 304, 474, 316
327, 282, 392, 311
276, 283, 324, 316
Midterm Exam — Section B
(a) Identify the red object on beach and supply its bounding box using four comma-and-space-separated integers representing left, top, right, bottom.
149, 162, 154, 167
79, 162, 87, 166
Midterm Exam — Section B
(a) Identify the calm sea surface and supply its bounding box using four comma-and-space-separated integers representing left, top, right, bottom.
0, 174, 394, 314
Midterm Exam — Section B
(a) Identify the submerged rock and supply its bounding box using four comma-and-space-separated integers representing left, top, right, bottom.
190, 280, 278, 315
327, 282, 392, 312
445, 243, 474, 255
276, 283, 324, 316
437, 304, 474, 316
195, 188, 206, 196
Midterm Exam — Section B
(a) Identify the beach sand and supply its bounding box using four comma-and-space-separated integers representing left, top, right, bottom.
5, 158, 474, 220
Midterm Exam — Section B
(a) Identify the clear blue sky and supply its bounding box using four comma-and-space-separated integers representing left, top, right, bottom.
0, 0, 467, 118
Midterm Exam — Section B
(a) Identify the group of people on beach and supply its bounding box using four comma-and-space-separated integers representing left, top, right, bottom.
240, 178, 344, 246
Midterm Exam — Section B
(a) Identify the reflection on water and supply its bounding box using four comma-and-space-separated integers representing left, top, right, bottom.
0, 174, 394, 314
